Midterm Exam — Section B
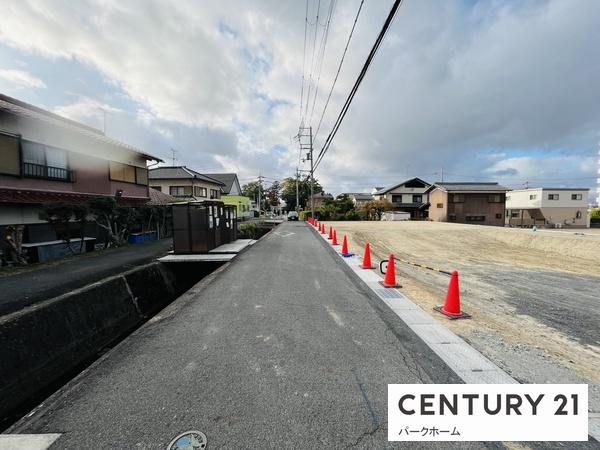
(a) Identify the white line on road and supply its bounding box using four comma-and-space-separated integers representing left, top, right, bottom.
0, 434, 61, 449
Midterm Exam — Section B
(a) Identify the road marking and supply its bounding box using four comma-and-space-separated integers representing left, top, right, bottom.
0, 434, 62, 449
325, 305, 344, 327
274, 231, 295, 237
314, 226, 600, 441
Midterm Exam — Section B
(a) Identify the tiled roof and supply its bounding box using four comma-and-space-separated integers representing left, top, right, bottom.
148, 166, 225, 185
148, 188, 177, 205
0, 188, 148, 206
203, 173, 238, 194
373, 177, 431, 195
434, 182, 508, 192
0, 94, 163, 162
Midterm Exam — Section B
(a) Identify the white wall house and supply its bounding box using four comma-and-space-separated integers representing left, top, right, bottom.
506, 187, 590, 228
372, 177, 431, 219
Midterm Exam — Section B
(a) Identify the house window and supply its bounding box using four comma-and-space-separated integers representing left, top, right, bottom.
195, 186, 207, 197
571, 194, 582, 200
436, 203, 443, 208
529, 194, 537, 200
210, 189, 220, 199
488, 194, 502, 203
22, 141, 71, 181
150, 186, 162, 192
548, 194, 559, 200
391, 194, 402, 203
412, 194, 422, 203
576, 211, 582, 219
0, 133, 20, 176
135, 167, 148, 185
448, 214, 457, 221
450, 194, 465, 203
511, 211, 520, 218
466, 215, 486, 222
496, 213, 502, 219
109, 161, 136, 183
170, 186, 191, 196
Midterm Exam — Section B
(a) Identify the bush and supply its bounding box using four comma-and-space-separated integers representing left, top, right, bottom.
299, 210, 311, 221
591, 208, 600, 220
345, 210, 360, 221
238, 221, 260, 239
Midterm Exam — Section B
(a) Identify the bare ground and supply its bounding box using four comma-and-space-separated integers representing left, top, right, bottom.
323, 221, 600, 428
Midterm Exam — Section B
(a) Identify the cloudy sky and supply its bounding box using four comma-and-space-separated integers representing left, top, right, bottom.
1, 0, 599, 197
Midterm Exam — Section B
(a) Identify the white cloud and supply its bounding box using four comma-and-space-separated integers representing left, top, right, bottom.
0, 68, 46, 89
0, 0, 599, 193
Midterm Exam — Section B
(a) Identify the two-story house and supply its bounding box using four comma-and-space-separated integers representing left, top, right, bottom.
428, 182, 508, 226
204, 173, 251, 220
506, 187, 590, 228
148, 166, 225, 201
372, 177, 432, 219
0, 94, 162, 244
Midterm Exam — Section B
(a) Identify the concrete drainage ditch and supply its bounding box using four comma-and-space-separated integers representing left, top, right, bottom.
0, 259, 224, 430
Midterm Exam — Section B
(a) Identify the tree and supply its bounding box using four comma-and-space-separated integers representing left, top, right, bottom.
86, 196, 136, 247
281, 176, 323, 211
40, 202, 89, 254
265, 181, 281, 208
3, 225, 27, 265
361, 199, 393, 221
241, 181, 260, 202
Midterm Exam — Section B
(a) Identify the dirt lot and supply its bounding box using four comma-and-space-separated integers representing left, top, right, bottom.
323, 221, 600, 419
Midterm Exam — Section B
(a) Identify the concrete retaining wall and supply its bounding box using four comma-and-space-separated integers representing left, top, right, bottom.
0, 261, 218, 423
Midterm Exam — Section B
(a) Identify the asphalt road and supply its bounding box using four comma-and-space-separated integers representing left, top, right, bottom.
0, 238, 172, 315
9, 222, 500, 449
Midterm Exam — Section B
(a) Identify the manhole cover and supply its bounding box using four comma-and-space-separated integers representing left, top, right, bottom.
167, 430, 207, 450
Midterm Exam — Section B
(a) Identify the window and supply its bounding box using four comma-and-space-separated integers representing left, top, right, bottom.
571, 194, 582, 200
548, 194, 559, 200
511, 211, 520, 218
450, 194, 464, 203
412, 194, 422, 203
109, 161, 135, 183
529, 194, 537, 200
210, 189, 220, 199
466, 215, 486, 222
575, 211, 582, 219
22, 141, 71, 181
195, 186, 207, 197
448, 214, 456, 221
150, 186, 162, 192
436, 203, 443, 208
496, 213, 502, 219
135, 167, 148, 185
0, 133, 20, 175
488, 194, 502, 203
391, 194, 402, 203
170, 186, 192, 196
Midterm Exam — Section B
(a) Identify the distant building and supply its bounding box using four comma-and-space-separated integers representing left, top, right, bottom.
308, 192, 334, 209
506, 187, 590, 228
372, 177, 432, 219
342, 193, 373, 208
428, 182, 508, 227
148, 166, 225, 201
0, 94, 162, 244
203, 173, 251, 219
203, 173, 242, 196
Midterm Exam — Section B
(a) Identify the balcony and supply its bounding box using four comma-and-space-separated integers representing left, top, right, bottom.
23, 162, 75, 182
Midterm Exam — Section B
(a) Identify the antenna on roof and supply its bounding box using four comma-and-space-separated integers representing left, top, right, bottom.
171, 148, 177, 166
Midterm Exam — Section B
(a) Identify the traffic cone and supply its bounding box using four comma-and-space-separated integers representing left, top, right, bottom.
379, 254, 401, 288
360, 243, 375, 269
434, 271, 471, 319
341, 235, 353, 257
332, 230, 338, 245
320, 223, 326, 234
327, 226, 333, 240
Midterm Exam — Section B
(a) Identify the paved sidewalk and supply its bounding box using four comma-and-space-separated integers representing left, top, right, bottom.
10, 223, 498, 448
0, 238, 172, 315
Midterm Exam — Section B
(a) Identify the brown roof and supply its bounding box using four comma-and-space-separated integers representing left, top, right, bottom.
0, 188, 148, 206
148, 188, 177, 205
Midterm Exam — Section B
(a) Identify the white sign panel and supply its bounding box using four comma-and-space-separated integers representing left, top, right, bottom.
388, 384, 588, 441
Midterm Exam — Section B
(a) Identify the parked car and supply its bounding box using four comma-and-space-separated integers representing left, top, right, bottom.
287, 211, 299, 221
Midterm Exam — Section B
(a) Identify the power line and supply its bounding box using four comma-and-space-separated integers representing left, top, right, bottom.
302, 0, 322, 124
314, 0, 365, 143
314, 0, 404, 172
299, 0, 309, 124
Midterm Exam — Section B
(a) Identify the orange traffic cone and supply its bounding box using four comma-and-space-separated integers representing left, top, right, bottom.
327, 226, 333, 240
379, 254, 401, 288
321, 223, 326, 234
332, 230, 338, 245
434, 271, 471, 319
360, 243, 375, 269
341, 235, 353, 257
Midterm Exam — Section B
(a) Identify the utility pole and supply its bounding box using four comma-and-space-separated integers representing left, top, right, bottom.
298, 126, 314, 218
257, 174, 265, 215
295, 168, 300, 211
440, 167, 444, 183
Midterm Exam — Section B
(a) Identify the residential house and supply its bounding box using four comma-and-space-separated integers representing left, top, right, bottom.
428, 182, 508, 226
148, 166, 225, 201
308, 192, 334, 209
0, 94, 162, 246
204, 173, 251, 220
506, 187, 590, 228
343, 192, 373, 208
372, 177, 432, 219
